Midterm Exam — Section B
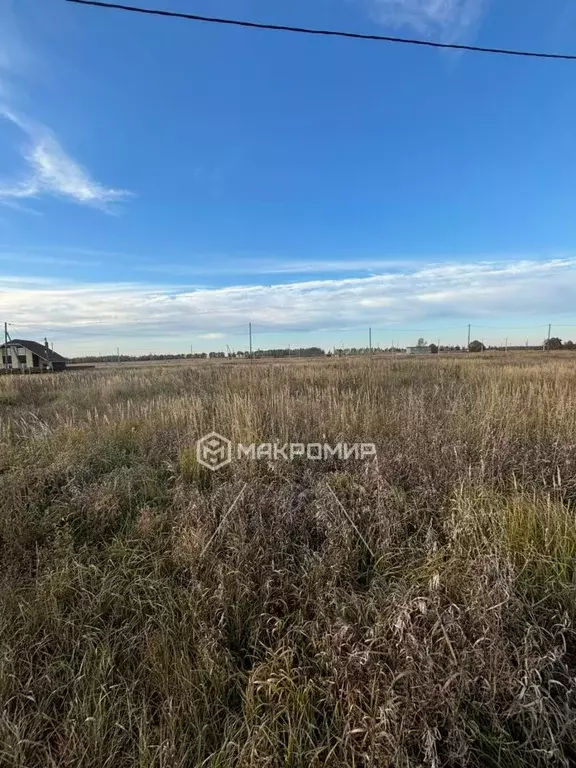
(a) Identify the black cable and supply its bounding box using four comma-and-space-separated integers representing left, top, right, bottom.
65, 0, 576, 61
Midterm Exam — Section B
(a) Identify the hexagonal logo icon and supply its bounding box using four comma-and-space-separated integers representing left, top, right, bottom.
196, 431, 232, 471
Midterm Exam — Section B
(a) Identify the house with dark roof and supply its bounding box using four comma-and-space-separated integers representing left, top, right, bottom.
0, 339, 68, 372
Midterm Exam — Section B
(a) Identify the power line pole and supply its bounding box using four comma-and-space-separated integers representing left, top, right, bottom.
369, 327, 372, 355
505, 338, 508, 353
3, 322, 8, 371
249, 322, 253, 361
117, 346, 120, 364
467, 324, 471, 352
546, 323, 551, 352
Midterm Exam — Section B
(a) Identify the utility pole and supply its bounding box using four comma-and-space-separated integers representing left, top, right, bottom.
43, 338, 52, 372
3, 322, 8, 371
369, 327, 372, 355
117, 347, 120, 364
505, 338, 508, 353
546, 324, 552, 352
467, 324, 471, 352
249, 322, 253, 361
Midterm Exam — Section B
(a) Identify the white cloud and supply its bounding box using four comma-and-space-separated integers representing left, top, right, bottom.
0, 252, 100, 267
0, 0, 132, 214
0, 198, 43, 215
1, 257, 575, 353
0, 109, 132, 212
371, 0, 488, 41
139, 257, 432, 277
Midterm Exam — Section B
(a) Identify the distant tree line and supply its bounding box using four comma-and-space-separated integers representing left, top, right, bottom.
234, 347, 325, 358
465, 338, 576, 353
543, 338, 575, 351
70, 347, 328, 363
70, 353, 194, 363
69, 339, 576, 364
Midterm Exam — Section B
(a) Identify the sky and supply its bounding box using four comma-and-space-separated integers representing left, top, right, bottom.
1, 0, 576, 355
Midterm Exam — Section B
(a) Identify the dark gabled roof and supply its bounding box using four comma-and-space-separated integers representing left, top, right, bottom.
0, 339, 68, 363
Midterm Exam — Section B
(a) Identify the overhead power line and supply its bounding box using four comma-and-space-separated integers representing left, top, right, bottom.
65, 0, 576, 62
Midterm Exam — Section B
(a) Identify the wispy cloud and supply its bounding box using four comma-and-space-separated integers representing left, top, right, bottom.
0, 252, 101, 267
0, 109, 132, 213
0, 198, 43, 216
1, 257, 575, 353
0, 246, 428, 277
0, 0, 132, 215
371, 0, 489, 41
138, 257, 431, 278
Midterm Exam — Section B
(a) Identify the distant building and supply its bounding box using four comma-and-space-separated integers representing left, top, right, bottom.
406, 346, 432, 356
0, 339, 68, 372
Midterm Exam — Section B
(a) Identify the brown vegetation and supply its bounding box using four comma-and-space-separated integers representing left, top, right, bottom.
0, 355, 575, 766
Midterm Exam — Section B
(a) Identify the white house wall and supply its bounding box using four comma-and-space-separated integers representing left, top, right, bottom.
2, 345, 46, 370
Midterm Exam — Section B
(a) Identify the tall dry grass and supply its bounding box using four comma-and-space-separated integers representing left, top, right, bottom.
0, 355, 575, 766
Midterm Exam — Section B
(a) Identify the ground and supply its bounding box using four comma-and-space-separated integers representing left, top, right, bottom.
0, 354, 575, 767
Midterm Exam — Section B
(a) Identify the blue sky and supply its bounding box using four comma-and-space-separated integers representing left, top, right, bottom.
1, 0, 576, 354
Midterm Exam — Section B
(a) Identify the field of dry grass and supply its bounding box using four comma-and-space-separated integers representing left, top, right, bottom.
1, 354, 575, 767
